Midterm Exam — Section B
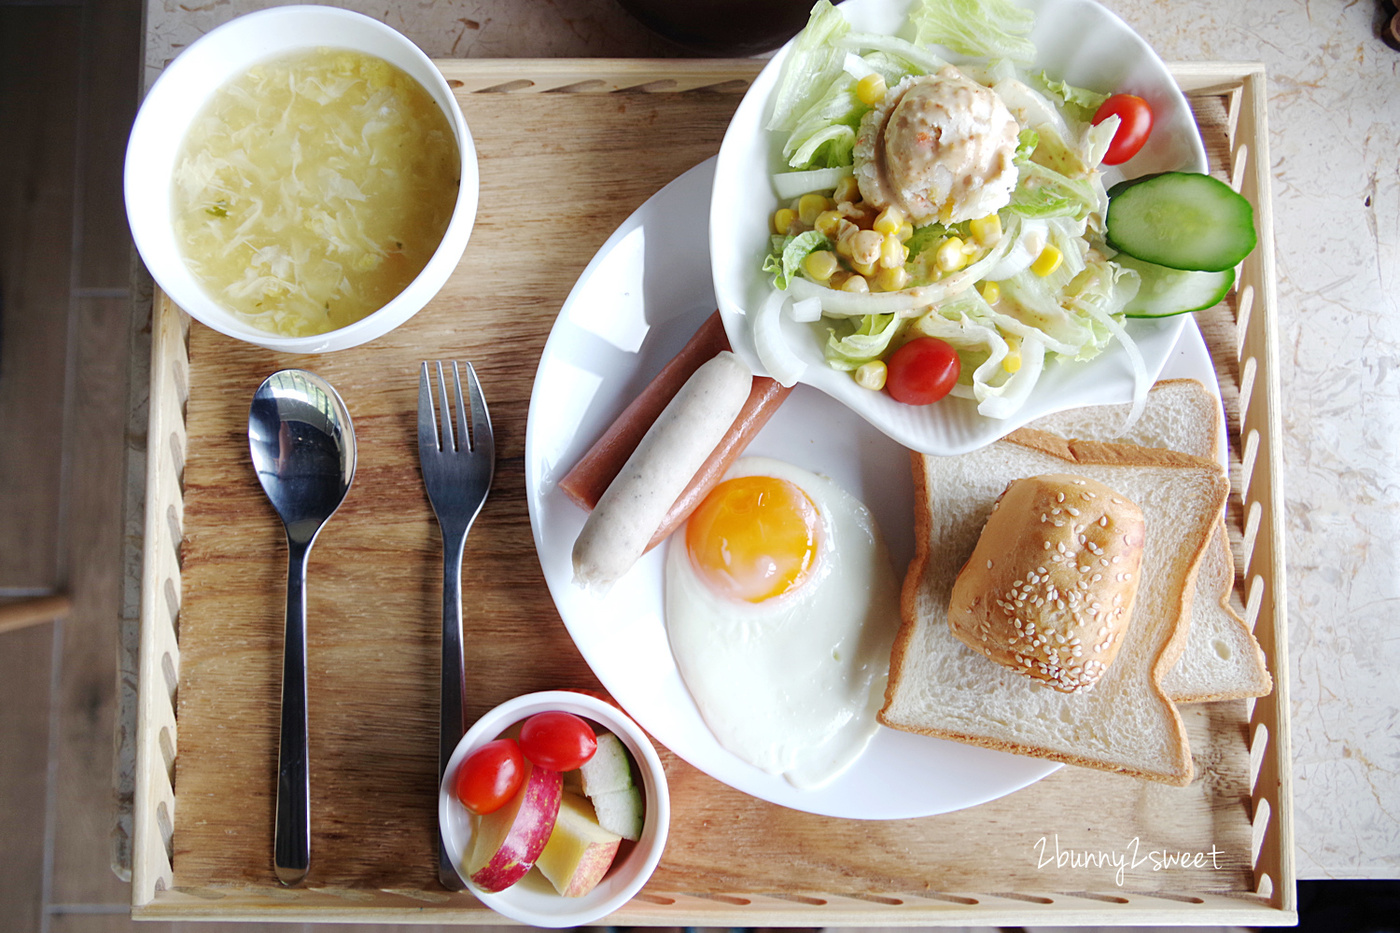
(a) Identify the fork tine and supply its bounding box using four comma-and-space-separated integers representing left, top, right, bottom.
434, 361, 455, 453
452, 362, 472, 453
463, 362, 492, 457
417, 361, 438, 453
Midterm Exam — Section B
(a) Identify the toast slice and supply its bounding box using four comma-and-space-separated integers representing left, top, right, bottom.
880, 429, 1229, 785
1030, 379, 1272, 702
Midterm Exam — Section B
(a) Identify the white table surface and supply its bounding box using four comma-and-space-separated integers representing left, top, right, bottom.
137, 0, 1400, 881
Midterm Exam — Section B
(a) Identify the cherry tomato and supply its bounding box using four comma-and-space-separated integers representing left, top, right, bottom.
1092, 93, 1154, 165
453, 738, 525, 815
519, 711, 597, 772
885, 337, 960, 406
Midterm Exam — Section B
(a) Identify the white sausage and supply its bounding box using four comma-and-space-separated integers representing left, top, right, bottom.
572, 351, 753, 592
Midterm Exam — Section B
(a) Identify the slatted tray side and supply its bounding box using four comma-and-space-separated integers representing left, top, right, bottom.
1165, 63, 1294, 917
131, 61, 1294, 924
132, 292, 191, 905
1224, 64, 1294, 915
436, 56, 761, 94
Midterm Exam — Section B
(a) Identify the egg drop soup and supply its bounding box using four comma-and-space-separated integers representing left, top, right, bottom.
171, 48, 459, 337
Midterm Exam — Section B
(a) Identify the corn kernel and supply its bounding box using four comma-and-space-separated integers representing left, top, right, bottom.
798, 193, 832, 226
873, 206, 904, 236
856, 72, 887, 106
773, 208, 797, 235
1002, 333, 1022, 373
834, 221, 854, 251
851, 259, 878, 278
874, 265, 910, 291
840, 274, 870, 293
854, 360, 888, 391
936, 237, 968, 272
850, 229, 883, 266
834, 175, 861, 203
814, 209, 843, 237
979, 281, 1001, 304
1031, 245, 1063, 277
803, 249, 840, 282
879, 234, 908, 269
969, 214, 1003, 246
896, 222, 914, 242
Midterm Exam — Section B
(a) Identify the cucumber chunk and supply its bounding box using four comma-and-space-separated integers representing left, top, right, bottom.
1116, 253, 1234, 318
1106, 172, 1256, 272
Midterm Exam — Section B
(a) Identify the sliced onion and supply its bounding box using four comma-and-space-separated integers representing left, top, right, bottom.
788, 275, 948, 317
841, 52, 876, 80
753, 290, 807, 387
975, 337, 1045, 419
984, 217, 1047, 280
787, 296, 824, 323
837, 33, 948, 74
1084, 304, 1149, 434
773, 166, 853, 201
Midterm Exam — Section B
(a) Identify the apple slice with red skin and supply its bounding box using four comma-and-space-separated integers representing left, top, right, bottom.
464, 759, 563, 892
536, 791, 622, 897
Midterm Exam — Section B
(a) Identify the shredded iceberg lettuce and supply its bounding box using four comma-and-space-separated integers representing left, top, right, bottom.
907, 0, 1036, 64
1031, 71, 1110, 122
763, 230, 832, 290
1008, 161, 1102, 219
825, 313, 905, 370
759, 0, 1152, 420
766, 1, 852, 133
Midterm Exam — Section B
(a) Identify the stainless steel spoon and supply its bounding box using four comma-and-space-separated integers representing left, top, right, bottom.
248, 369, 357, 887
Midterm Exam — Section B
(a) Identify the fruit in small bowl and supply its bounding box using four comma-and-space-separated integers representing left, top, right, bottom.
438, 691, 668, 927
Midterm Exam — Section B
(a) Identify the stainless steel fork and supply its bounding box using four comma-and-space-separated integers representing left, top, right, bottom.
417, 361, 495, 891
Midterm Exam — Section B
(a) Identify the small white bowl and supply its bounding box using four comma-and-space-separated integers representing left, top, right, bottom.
438, 691, 670, 928
124, 5, 479, 353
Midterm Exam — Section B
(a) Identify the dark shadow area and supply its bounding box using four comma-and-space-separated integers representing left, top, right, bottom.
1298, 879, 1400, 932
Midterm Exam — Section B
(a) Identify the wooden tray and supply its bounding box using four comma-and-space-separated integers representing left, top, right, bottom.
130, 59, 1294, 925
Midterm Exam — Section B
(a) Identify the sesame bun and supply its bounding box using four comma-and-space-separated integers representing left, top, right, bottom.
947, 475, 1146, 693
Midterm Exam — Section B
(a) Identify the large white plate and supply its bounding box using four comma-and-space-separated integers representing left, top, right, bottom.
525, 159, 1221, 819
710, 0, 1208, 455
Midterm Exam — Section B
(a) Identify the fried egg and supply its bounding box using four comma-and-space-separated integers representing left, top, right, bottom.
664, 456, 900, 788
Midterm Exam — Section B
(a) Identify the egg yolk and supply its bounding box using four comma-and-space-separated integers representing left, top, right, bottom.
685, 475, 821, 603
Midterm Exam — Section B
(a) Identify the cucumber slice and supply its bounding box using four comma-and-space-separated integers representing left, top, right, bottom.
1105, 171, 1256, 272
1116, 253, 1234, 318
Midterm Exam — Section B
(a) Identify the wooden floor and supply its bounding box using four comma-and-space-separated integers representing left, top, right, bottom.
1, 0, 146, 930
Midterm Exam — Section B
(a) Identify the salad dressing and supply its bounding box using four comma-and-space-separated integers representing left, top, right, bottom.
857, 67, 1021, 226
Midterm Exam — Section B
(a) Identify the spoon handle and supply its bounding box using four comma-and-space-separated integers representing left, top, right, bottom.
438, 529, 469, 890
275, 537, 312, 887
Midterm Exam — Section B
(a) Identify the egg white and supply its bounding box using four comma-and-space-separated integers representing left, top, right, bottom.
663, 456, 900, 788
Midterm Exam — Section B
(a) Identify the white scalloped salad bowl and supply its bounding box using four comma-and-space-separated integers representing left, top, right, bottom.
710, 0, 1206, 455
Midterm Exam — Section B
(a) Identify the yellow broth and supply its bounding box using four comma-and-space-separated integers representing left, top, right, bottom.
171, 48, 459, 337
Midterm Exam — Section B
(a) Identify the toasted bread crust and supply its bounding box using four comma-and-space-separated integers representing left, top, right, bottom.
885, 448, 934, 714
